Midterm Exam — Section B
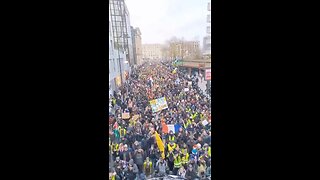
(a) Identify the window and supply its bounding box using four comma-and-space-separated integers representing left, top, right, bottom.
207, 26, 211, 34
207, 14, 211, 23
208, 2, 211, 11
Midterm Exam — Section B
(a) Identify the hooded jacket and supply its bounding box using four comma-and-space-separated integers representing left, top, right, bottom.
134, 151, 144, 165
156, 160, 167, 173
128, 159, 139, 174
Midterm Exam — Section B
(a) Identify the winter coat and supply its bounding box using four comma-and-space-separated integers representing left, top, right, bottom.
156, 160, 167, 173
134, 152, 144, 165
124, 169, 136, 180
185, 169, 198, 179
128, 159, 139, 174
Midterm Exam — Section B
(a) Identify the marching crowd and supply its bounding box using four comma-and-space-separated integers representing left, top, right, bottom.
109, 61, 212, 180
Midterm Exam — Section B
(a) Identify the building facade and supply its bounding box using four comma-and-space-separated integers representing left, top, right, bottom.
168, 40, 201, 60
109, 0, 134, 67
142, 44, 163, 60
134, 28, 142, 65
131, 27, 142, 65
131, 26, 137, 65
109, 0, 131, 95
203, 0, 211, 56
183, 41, 201, 59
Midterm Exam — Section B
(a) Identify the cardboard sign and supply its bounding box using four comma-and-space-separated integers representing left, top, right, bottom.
149, 97, 168, 113
122, 112, 130, 119
184, 88, 189, 92
202, 120, 209, 126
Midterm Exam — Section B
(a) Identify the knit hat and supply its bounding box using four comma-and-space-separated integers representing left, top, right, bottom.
192, 149, 197, 154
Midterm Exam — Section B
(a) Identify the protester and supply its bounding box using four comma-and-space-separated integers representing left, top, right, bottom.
156, 157, 167, 176
177, 165, 186, 178
143, 157, 153, 178
185, 164, 198, 180
109, 61, 212, 179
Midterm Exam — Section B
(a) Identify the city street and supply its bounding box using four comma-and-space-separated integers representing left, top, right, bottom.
109, 0, 211, 179
109, 62, 211, 179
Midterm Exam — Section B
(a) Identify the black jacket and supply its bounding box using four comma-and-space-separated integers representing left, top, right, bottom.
124, 169, 136, 180
185, 169, 198, 179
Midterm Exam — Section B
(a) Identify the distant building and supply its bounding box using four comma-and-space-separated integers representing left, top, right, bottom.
131, 27, 142, 65
142, 44, 163, 60
168, 40, 201, 59
183, 41, 201, 59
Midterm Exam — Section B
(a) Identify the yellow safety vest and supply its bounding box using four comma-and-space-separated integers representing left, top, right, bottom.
181, 153, 189, 164
119, 128, 126, 137
112, 144, 119, 152
143, 161, 152, 170
167, 151, 174, 158
129, 119, 136, 126
183, 122, 188, 129
191, 113, 198, 120
174, 155, 182, 168
168, 144, 176, 152
208, 147, 211, 157
110, 175, 116, 180
168, 135, 175, 141
181, 148, 187, 155
187, 119, 192, 126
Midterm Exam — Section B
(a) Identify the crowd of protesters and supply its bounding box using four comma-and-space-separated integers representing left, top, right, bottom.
109, 60, 212, 180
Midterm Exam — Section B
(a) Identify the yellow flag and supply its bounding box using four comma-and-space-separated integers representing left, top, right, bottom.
155, 131, 165, 159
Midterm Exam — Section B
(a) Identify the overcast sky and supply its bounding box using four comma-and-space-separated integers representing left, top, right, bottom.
126, 0, 208, 46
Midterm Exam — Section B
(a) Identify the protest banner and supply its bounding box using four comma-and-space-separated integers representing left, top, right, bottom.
157, 97, 168, 110
202, 120, 209, 126
149, 97, 168, 113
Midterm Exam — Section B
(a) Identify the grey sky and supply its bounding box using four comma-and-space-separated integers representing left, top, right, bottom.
126, 0, 208, 46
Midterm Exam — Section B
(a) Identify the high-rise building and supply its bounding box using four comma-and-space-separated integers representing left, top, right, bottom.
203, 0, 211, 56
